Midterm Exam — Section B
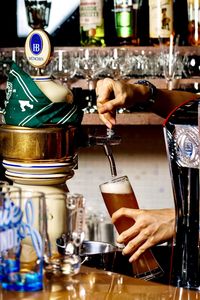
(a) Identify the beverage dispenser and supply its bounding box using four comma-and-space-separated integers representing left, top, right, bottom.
0, 0, 86, 264
163, 98, 200, 290
0, 0, 84, 193
0, 0, 86, 280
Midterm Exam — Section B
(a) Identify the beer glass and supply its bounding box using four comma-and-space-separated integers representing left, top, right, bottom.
44, 192, 85, 277
99, 175, 163, 280
1, 189, 47, 292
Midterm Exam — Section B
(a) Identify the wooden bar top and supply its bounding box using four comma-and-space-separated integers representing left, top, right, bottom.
0, 266, 199, 299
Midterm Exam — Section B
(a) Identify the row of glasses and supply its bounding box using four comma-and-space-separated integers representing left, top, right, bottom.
50, 47, 187, 109
0, 182, 86, 292
0, 47, 195, 84
51, 48, 166, 83
0, 47, 198, 113
0, 47, 198, 81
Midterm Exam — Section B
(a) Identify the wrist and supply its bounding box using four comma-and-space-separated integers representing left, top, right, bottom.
130, 80, 158, 112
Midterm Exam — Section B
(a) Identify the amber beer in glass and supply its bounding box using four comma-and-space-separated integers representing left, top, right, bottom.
100, 175, 138, 232
99, 175, 163, 279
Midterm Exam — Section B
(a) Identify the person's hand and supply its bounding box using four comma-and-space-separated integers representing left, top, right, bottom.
96, 78, 138, 128
112, 208, 175, 262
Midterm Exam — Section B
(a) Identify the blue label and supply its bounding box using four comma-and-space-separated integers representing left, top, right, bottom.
29, 33, 43, 55
0, 199, 43, 258
0, 199, 22, 253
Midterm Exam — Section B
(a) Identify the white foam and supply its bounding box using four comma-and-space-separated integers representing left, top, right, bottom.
100, 180, 133, 194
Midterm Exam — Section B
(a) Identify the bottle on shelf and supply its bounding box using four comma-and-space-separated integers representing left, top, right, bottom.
187, 0, 200, 45
113, 0, 139, 46
137, 0, 150, 45
173, 0, 189, 45
79, 0, 105, 47
104, 0, 118, 46
149, 0, 173, 45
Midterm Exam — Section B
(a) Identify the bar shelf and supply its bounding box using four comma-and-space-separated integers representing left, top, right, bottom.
82, 112, 164, 126
0, 46, 199, 126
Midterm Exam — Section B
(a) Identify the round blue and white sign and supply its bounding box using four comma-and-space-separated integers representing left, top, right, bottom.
25, 29, 52, 68
29, 33, 43, 55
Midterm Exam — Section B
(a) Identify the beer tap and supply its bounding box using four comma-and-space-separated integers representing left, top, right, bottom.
88, 128, 121, 177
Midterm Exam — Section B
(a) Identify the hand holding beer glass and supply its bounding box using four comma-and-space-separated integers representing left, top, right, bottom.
99, 175, 163, 280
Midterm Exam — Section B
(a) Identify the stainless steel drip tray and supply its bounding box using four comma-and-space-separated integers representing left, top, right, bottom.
80, 240, 117, 255
56, 239, 171, 283
56, 239, 132, 274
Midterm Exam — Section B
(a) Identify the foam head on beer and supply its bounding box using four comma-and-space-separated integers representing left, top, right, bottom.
100, 176, 133, 194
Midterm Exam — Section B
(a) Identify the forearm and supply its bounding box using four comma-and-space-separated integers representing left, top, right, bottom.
118, 82, 200, 118
152, 89, 200, 118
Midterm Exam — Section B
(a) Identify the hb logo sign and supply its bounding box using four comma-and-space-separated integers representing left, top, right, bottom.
30, 33, 43, 55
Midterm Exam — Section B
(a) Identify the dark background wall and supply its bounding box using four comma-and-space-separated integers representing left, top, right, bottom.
0, 2, 18, 47
0, 0, 118, 48
0, 1, 80, 47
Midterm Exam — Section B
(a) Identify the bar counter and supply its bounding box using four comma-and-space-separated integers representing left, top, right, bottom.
0, 266, 199, 300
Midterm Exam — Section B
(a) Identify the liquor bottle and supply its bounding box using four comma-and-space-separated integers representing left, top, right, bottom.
149, 0, 173, 45
187, 0, 200, 45
104, 0, 118, 46
137, 0, 150, 45
113, 0, 139, 45
79, 0, 105, 46
173, 0, 189, 45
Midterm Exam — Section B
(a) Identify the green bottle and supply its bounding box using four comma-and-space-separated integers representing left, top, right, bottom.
114, 0, 139, 45
80, 0, 105, 46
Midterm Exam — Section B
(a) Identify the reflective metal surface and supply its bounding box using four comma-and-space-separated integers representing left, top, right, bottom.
0, 124, 77, 161
57, 240, 118, 272
164, 99, 200, 290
